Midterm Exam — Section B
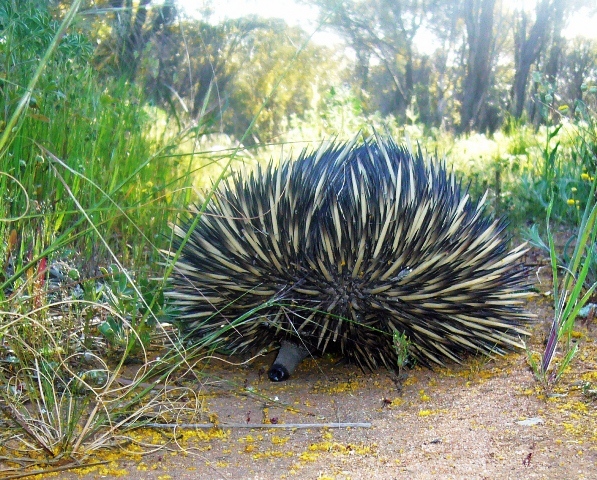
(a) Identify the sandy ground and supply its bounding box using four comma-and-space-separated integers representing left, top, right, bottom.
114, 352, 597, 480
56, 295, 597, 480
4, 260, 597, 480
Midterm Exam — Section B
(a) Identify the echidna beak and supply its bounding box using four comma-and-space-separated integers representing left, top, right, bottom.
268, 340, 310, 382
268, 364, 290, 382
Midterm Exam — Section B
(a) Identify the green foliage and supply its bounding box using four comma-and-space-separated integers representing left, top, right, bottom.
0, 1, 202, 466
527, 193, 597, 389
525, 92, 597, 281
392, 331, 411, 376
226, 20, 337, 144
286, 85, 376, 139
112, 14, 340, 144
0, 0, 191, 276
522, 89, 597, 389
0, 0, 93, 64
97, 265, 162, 355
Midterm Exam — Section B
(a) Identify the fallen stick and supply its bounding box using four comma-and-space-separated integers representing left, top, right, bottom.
140, 422, 372, 429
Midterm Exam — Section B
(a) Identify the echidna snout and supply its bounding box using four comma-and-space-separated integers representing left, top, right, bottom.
268, 341, 310, 382
167, 134, 531, 380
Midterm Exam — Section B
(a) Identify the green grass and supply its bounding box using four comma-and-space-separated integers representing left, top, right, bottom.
0, 1, 207, 469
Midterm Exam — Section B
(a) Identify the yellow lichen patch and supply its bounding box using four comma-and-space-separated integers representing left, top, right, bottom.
272, 435, 290, 445
390, 397, 404, 407
253, 450, 293, 460
67, 451, 136, 477
309, 442, 333, 452
537, 364, 597, 449
476, 368, 500, 380
181, 427, 230, 442
262, 407, 270, 423
520, 385, 542, 396
568, 401, 589, 413
581, 370, 597, 382
418, 408, 447, 417
553, 398, 590, 415
238, 434, 256, 443
84, 462, 129, 477
312, 380, 360, 394
307, 441, 376, 455
208, 412, 219, 424
244, 444, 257, 453
299, 451, 320, 461
290, 440, 375, 475
419, 389, 430, 401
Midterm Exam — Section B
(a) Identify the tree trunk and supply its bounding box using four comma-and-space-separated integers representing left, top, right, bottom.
511, 0, 551, 119
459, 0, 496, 133
355, 46, 370, 93
544, 0, 565, 85
119, 0, 151, 79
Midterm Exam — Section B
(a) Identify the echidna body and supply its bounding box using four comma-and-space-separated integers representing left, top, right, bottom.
167, 135, 530, 380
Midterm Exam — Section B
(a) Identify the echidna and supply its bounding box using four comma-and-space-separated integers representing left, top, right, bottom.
167, 134, 530, 381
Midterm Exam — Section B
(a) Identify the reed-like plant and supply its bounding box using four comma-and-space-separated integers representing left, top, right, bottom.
527, 187, 597, 389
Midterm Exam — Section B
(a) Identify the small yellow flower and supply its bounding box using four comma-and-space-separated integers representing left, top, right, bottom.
567, 199, 575, 206
581, 173, 591, 181
571, 187, 577, 193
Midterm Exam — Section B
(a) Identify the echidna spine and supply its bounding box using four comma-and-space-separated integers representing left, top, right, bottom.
166, 134, 531, 380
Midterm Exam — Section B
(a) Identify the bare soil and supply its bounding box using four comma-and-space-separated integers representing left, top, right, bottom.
10, 259, 597, 480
